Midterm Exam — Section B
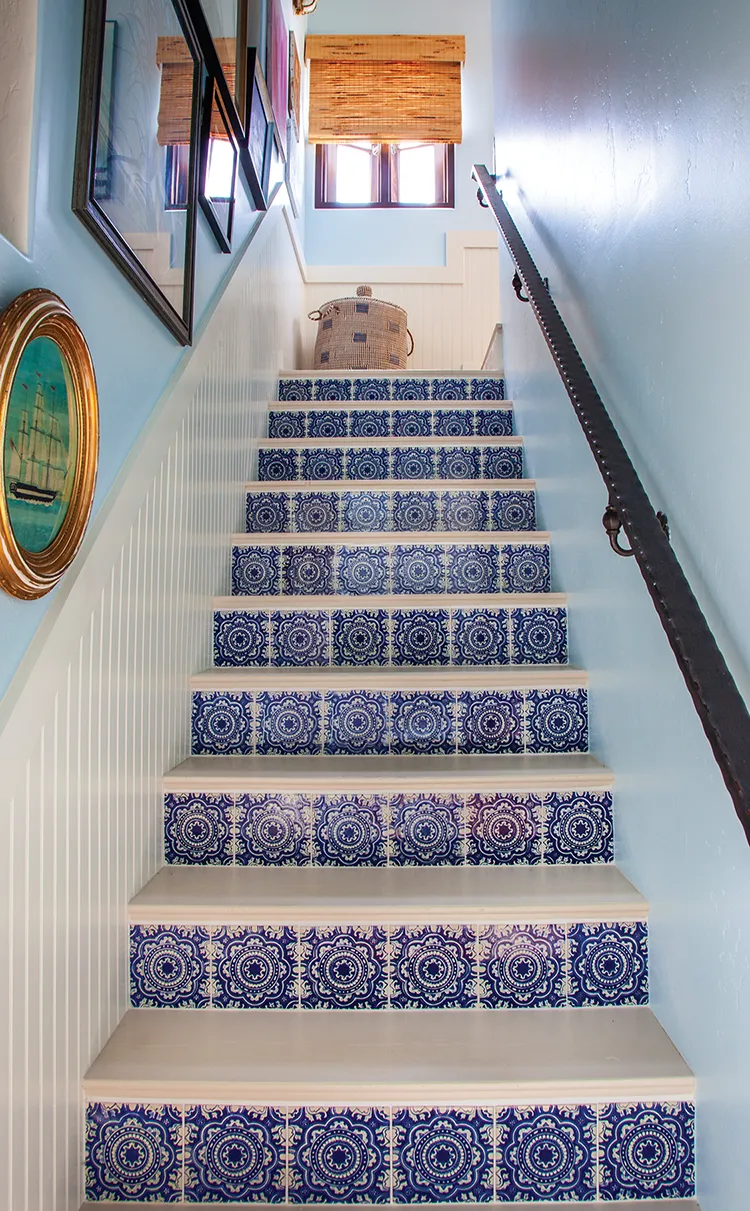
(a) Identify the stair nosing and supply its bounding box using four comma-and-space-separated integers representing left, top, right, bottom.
245, 478, 536, 492
190, 666, 588, 691
269, 398, 515, 410
214, 591, 567, 610
232, 529, 549, 545
259, 436, 523, 449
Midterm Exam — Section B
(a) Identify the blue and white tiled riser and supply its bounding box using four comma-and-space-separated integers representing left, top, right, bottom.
277, 375, 506, 401
231, 542, 551, 596
257, 443, 524, 483
164, 790, 614, 867
269, 406, 514, 439
191, 688, 589, 756
213, 606, 568, 668
245, 487, 537, 533
86, 1099, 695, 1202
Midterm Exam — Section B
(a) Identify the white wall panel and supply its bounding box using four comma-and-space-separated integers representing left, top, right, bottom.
302, 232, 500, 371
0, 201, 304, 1210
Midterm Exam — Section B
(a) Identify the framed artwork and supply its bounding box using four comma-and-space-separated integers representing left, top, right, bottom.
245, 48, 273, 207
288, 29, 301, 140
73, 0, 203, 345
0, 290, 99, 600
285, 118, 302, 217
199, 75, 239, 252
266, 0, 288, 139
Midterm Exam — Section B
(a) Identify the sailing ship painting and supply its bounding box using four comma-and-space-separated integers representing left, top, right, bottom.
3, 335, 77, 554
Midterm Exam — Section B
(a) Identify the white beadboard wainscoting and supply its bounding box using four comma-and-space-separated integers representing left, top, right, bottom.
302, 231, 501, 372
0, 200, 304, 1210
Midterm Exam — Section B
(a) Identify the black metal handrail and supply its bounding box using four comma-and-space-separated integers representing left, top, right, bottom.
473, 163, 750, 845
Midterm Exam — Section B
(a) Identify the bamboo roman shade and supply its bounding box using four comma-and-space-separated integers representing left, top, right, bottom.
305, 35, 465, 145
156, 37, 235, 145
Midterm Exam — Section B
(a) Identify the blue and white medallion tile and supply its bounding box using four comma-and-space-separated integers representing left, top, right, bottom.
288, 1107, 391, 1203
212, 926, 298, 1008
314, 378, 354, 402
256, 691, 322, 756
525, 689, 589, 753
392, 378, 431, 400
495, 1104, 597, 1202
390, 793, 464, 865
164, 792, 234, 864
184, 1105, 287, 1202
569, 920, 649, 1006
431, 377, 470, 401
390, 691, 456, 754
453, 609, 510, 665
313, 794, 388, 866
393, 409, 433, 437
232, 546, 281, 596
392, 1107, 494, 1202
598, 1101, 695, 1200
544, 790, 614, 864
236, 792, 312, 865
246, 491, 290, 533
350, 409, 391, 437
511, 607, 568, 664
85, 1101, 183, 1202
257, 443, 523, 483
392, 610, 450, 666
332, 610, 390, 666
293, 492, 341, 533
214, 610, 269, 667
501, 543, 551, 593
458, 690, 524, 754
466, 793, 543, 865
299, 925, 389, 1008
308, 411, 349, 438
325, 691, 390, 755
276, 375, 506, 402
269, 410, 306, 439
390, 925, 477, 1008
353, 377, 392, 401
271, 611, 330, 667
278, 378, 314, 401
478, 924, 567, 1008
268, 404, 514, 439
130, 924, 211, 1008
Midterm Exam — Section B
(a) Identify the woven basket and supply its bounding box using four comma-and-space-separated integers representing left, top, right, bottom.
309, 286, 414, 371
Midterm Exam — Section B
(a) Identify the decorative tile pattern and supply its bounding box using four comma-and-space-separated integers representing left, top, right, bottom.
308, 410, 348, 438
453, 609, 509, 665
471, 377, 506, 400
391, 926, 476, 1008
192, 691, 253, 755
313, 794, 388, 866
325, 691, 389, 755
393, 545, 444, 595
512, 607, 568, 664
441, 491, 489, 532
184, 1105, 287, 1202
86, 1102, 183, 1201
302, 448, 344, 481
501, 544, 551, 593
342, 490, 390, 531
256, 691, 322, 756
232, 547, 280, 595
495, 1104, 597, 1201
569, 921, 649, 1006
271, 611, 330, 667
346, 447, 390, 481
300, 926, 389, 1008
164, 792, 233, 865
246, 492, 290, 533
350, 410, 390, 438
391, 691, 455, 754
599, 1102, 695, 1200
393, 490, 438, 532
494, 491, 536, 531
439, 446, 481, 480
392, 610, 450, 666
479, 925, 566, 1007
213, 926, 298, 1008
475, 409, 512, 436
278, 378, 313, 401
467, 794, 542, 866
485, 446, 524, 480
458, 690, 524, 753
237, 793, 311, 866
259, 448, 298, 481
332, 610, 390, 666
294, 492, 340, 533
392, 447, 436, 480
338, 545, 390, 595
282, 546, 334, 595
545, 791, 614, 864
526, 689, 588, 753
214, 611, 268, 667
447, 545, 498, 594
391, 794, 463, 865
130, 925, 210, 1008
392, 378, 431, 400
393, 409, 433, 438
433, 408, 474, 437
353, 378, 392, 400
392, 1107, 493, 1201
288, 1107, 391, 1203
431, 377, 470, 401
314, 379, 353, 401
269, 411, 306, 439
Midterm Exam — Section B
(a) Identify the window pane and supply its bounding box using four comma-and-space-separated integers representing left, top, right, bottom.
206, 137, 236, 201
395, 143, 437, 205
335, 143, 375, 204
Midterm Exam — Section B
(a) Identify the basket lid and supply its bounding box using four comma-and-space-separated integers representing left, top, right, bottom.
356, 285, 373, 297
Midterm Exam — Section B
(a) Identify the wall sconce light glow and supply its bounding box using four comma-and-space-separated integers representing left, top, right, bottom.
293, 0, 319, 13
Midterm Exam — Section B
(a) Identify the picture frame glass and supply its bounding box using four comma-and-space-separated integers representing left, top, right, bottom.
4, 336, 78, 554
90, 0, 200, 325
200, 0, 244, 119
201, 78, 238, 248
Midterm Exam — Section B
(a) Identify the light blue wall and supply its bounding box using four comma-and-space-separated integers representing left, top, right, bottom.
490, 1, 750, 1206
304, 0, 496, 267
0, 0, 264, 698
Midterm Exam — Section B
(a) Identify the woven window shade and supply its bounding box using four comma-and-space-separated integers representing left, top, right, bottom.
306, 35, 465, 145
156, 36, 236, 145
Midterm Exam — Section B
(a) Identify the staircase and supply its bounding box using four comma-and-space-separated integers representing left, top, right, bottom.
82, 372, 697, 1207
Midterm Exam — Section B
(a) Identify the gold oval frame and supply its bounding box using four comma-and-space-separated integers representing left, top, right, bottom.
0, 289, 99, 599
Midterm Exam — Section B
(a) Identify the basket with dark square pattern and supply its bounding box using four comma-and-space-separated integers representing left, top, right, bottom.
309, 286, 414, 370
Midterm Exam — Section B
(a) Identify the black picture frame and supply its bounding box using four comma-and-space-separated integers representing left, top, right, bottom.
245, 48, 273, 207
72, 0, 203, 345
199, 75, 239, 252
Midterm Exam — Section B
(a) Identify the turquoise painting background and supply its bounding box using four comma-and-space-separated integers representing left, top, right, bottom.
3, 336, 76, 553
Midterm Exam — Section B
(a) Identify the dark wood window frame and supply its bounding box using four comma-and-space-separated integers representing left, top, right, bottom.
315, 142, 455, 209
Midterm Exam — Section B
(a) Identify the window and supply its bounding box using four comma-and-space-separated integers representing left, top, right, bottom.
315, 142, 455, 209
